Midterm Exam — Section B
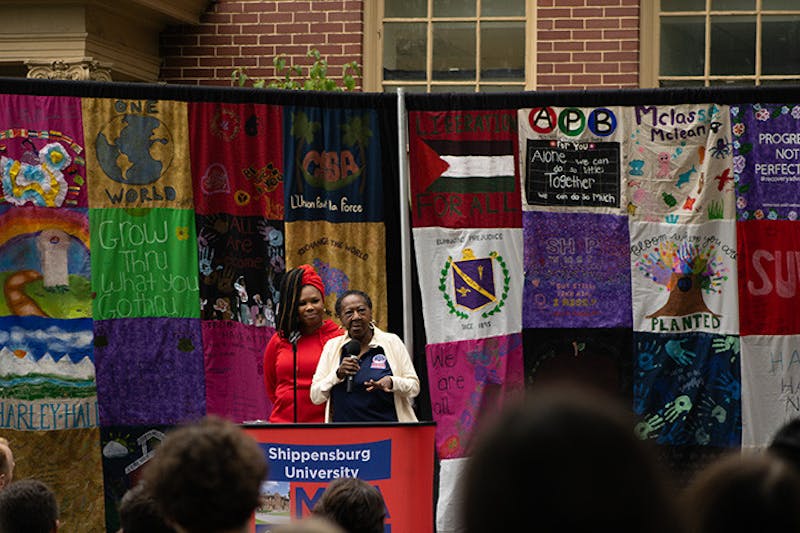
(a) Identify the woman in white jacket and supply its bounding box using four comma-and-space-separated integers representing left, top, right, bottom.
311, 290, 419, 422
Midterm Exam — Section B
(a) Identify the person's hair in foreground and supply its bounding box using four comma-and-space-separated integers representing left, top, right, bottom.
312, 477, 386, 533
682, 452, 800, 533
0, 436, 14, 490
769, 417, 800, 473
463, 384, 681, 533
143, 416, 268, 533
0, 479, 59, 533
272, 516, 345, 533
118, 482, 176, 533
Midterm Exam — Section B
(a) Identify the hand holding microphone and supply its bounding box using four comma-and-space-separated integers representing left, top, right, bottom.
340, 339, 361, 393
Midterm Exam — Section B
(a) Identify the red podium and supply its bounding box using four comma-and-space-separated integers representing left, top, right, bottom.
244, 422, 436, 533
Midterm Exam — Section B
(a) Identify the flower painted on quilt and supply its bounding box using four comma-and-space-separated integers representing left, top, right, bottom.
176, 226, 189, 240
732, 123, 745, 136
736, 196, 747, 210
767, 209, 778, 220
789, 211, 798, 221
755, 108, 770, 121
733, 155, 746, 174
754, 209, 764, 220
793, 106, 800, 120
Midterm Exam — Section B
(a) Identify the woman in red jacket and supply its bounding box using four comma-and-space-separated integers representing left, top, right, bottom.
263, 264, 342, 422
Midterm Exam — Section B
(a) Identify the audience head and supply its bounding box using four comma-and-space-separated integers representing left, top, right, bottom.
272, 517, 345, 533
118, 482, 176, 533
0, 437, 15, 490
769, 417, 800, 473
312, 477, 385, 533
0, 437, 14, 489
463, 384, 679, 533
0, 479, 58, 533
143, 416, 268, 533
683, 452, 800, 533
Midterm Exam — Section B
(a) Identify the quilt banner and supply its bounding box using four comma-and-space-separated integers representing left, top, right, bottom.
244, 422, 435, 533
522, 211, 631, 328
522, 328, 633, 396
518, 106, 625, 214
633, 331, 741, 447
190, 102, 284, 218
0, 316, 96, 430
426, 334, 523, 460
625, 104, 735, 223
203, 320, 272, 423
737, 220, 800, 335
283, 107, 383, 223
100, 424, 173, 532
413, 227, 523, 344
285, 220, 387, 330
409, 109, 521, 229
10, 427, 105, 533
196, 214, 283, 328
741, 334, 800, 449
82, 98, 192, 209
0, 94, 87, 208
90, 207, 200, 320
629, 220, 739, 335
93, 318, 205, 426
0, 205, 91, 318
732, 104, 800, 221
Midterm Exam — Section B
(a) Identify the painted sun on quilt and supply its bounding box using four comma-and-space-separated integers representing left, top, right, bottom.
637, 240, 728, 321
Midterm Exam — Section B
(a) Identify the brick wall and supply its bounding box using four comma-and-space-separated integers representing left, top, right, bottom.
536, 0, 639, 90
159, 0, 364, 88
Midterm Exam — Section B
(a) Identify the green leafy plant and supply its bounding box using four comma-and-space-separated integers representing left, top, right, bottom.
232, 48, 361, 91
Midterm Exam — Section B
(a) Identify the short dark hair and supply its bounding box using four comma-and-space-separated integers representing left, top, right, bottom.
464, 385, 679, 533
119, 483, 176, 533
683, 453, 800, 533
312, 477, 385, 533
334, 290, 372, 317
770, 418, 800, 473
143, 416, 268, 533
0, 479, 58, 533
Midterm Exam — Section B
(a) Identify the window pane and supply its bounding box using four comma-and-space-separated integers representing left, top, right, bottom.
762, 16, 800, 75
433, 0, 476, 17
661, 0, 704, 12
710, 15, 755, 75
763, 0, 800, 9
480, 22, 525, 81
709, 78, 755, 85
430, 85, 476, 93
480, 84, 526, 93
711, 0, 755, 10
482, 0, 525, 16
432, 22, 476, 80
760, 78, 800, 85
385, 0, 426, 17
659, 79, 706, 87
382, 84, 428, 93
660, 16, 705, 75
383, 23, 426, 81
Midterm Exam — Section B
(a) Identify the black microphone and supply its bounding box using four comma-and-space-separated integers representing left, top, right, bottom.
342, 339, 361, 393
289, 331, 301, 344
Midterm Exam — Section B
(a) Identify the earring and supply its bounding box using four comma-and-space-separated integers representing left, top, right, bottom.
369, 320, 376, 330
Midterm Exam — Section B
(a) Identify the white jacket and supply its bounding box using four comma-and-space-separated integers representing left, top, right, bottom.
310, 326, 420, 422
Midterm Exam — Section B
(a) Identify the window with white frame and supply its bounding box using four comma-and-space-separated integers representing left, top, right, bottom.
644, 0, 800, 87
365, 0, 532, 93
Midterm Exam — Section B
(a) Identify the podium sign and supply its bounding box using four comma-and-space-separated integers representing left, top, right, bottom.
244, 422, 436, 533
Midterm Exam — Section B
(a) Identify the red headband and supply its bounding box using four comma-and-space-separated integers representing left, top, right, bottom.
298, 264, 325, 297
